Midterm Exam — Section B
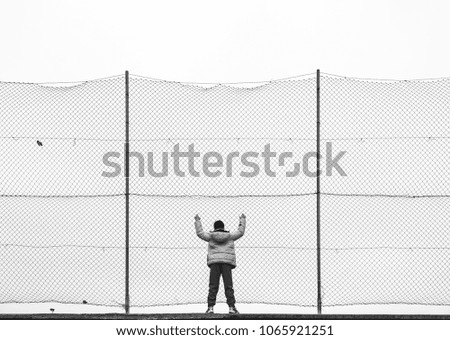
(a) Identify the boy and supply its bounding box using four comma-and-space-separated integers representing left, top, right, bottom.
194, 213, 246, 314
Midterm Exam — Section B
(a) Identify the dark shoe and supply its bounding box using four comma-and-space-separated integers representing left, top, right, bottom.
206, 306, 214, 314
229, 306, 239, 314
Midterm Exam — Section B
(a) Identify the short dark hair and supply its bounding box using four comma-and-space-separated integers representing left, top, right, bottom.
213, 220, 225, 230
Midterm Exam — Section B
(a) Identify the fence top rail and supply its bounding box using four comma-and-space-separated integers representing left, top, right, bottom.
129, 72, 316, 86
2, 71, 450, 86
0, 74, 124, 87
321, 72, 450, 83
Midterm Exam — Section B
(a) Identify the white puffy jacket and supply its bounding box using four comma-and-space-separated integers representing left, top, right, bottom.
195, 216, 246, 268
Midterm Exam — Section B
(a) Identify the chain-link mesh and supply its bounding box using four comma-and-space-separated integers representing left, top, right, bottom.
129, 75, 317, 307
321, 74, 450, 306
129, 195, 317, 307
0, 77, 125, 307
1, 72, 449, 311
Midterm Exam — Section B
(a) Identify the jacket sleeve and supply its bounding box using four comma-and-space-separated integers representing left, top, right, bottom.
230, 216, 246, 241
195, 219, 211, 241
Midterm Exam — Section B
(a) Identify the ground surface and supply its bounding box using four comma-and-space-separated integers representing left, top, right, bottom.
0, 313, 449, 320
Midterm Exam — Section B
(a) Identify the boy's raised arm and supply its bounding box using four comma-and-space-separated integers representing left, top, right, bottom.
194, 214, 211, 241
230, 214, 246, 241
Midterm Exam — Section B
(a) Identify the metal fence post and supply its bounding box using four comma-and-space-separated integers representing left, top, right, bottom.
125, 70, 130, 314
316, 69, 322, 314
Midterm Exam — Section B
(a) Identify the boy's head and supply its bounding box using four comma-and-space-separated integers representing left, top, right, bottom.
213, 220, 225, 231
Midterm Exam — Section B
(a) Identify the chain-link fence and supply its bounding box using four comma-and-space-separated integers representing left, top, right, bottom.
0, 72, 449, 312
0, 76, 125, 307
320, 74, 450, 307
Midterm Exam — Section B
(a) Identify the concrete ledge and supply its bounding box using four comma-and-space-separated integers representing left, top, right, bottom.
0, 313, 449, 320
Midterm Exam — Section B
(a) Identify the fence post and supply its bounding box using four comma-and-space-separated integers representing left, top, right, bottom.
125, 70, 130, 314
316, 69, 322, 314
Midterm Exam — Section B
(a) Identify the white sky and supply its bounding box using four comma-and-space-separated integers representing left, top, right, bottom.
1, 0, 450, 83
